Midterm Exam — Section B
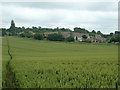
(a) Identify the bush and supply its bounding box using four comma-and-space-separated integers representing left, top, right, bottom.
47, 33, 64, 41
83, 40, 91, 43
25, 32, 33, 38
20, 31, 33, 38
82, 35, 87, 40
20, 33, 26, 37
109, 36, 120, 43
65, 36, 74, 42
2, 30, 7, 36
34, 34, 43, 40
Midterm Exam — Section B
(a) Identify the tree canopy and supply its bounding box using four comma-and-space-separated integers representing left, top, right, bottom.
82, 35, 88, 40
47, 33, 64, 41
65, 36, 74, 42
74, 27, 89, 33
34, 33, 43, 40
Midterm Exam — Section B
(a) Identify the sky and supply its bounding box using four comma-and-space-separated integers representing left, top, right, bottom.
0, 0, 119, 34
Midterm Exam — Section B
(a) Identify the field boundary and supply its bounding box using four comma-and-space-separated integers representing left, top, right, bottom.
5, 37, 19, 88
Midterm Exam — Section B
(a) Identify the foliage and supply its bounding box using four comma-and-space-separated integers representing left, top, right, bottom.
82, 35, 88, 40
110, 33, 114, 36
54, 27, 71, 32
91, 30, 96, 34
74, 27, 89, 33
47, 33, 64, 41
19, 33, 26, 37
1, 28, 7, 36
24, 31, 33, 38
19, 31, 33, 38
34, 33, 43, 40
65, 36, 74, 42
109, 35, 120, 43
97, 31, 103, 35
115, 31, 120, 35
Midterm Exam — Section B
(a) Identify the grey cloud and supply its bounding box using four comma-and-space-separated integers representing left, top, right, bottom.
2, 2, 117, 12
1, 2, 118, 34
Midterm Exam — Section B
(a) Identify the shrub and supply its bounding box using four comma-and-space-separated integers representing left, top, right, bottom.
25, 32, 33, 38
20, 33, 26, 37
47, 33, 64, 41
2, 29, 7, 36
65, 36, 74, 42
82, 35, 88, 40
34, 33, 43, 40
109, 35, 120, 43
20, 31, 33, 38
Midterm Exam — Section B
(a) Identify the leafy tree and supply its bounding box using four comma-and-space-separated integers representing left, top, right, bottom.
109, 35, 120, 43
25, 31, 33, 38
20, 30, 33, 38
89, 30, 96, 37
19, 33, 26, 37
110, 33, 114, 36
47, 33, 64, 41
34, 33, 43, 40
97, 31, 103, 35
22, 26, 25, 30
115, 31, 120, 35
74, 27, 89, 33
1, 28, 7, 36
91, 30, 96, 34
65, 36, 74, 42
82, 35, 88, 40
102, 34, 110, 39
32, 26, 38, 30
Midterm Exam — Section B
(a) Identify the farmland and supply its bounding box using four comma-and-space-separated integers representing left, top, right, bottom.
2, 36, 118, 88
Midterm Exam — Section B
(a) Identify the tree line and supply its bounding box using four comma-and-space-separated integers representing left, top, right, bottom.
1, 20, 120, 43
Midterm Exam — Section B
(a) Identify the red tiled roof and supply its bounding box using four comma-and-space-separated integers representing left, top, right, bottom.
60, 32, 71, 38
44, 32, 58, 35
72, 32, 89, 37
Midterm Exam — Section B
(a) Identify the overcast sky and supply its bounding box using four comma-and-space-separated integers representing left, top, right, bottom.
1, 0, 118, 34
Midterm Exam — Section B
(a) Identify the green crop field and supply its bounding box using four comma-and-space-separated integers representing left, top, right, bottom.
2, 36, 118, 88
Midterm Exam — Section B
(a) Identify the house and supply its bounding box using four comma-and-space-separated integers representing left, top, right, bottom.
44, 32, 71, 38
60, 32, 71, 38
72, 32, 90, 41
86, 34, 105, 43
44, 32, 58, 36
95, 34, 106, 42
